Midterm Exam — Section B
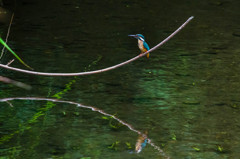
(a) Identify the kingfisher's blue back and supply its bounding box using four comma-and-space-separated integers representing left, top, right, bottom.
143, 41, 150, 51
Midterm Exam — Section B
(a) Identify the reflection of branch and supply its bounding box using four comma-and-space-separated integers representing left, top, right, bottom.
0, 97, 170, 159
0, 16, 194, 77
0, 76, 31, 90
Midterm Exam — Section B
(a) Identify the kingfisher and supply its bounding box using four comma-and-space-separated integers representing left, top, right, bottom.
128, 34, 150, 58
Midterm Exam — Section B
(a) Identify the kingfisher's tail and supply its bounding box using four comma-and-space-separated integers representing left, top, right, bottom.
146, 53, 150, 58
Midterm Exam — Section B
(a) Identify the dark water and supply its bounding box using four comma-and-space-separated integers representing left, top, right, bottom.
1, 0, 240, 158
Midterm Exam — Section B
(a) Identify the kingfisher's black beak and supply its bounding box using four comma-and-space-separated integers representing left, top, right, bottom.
128, 34, 138, 39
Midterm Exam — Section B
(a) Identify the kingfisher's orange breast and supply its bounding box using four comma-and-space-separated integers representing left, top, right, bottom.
138, 40, 147, 53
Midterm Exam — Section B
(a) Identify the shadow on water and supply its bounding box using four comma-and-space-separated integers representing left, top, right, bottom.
1, 0, 240, 158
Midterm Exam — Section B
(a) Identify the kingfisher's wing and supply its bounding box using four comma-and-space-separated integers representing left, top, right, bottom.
143, 42, 150, 51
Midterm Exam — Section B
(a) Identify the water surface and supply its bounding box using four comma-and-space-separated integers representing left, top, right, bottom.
1, 0, 240, 158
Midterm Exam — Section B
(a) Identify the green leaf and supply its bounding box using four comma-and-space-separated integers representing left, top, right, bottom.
0, 37, 33, 70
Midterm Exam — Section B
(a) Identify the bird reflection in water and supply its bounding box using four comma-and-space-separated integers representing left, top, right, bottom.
135, 131, 148, 153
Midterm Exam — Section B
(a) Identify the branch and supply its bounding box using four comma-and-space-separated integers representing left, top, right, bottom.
0, 13, 14, 59
0, 16, 194, 77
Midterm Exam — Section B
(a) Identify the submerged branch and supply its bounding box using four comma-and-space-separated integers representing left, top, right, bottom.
0, 16, 194, 76
0, 76, 31, 90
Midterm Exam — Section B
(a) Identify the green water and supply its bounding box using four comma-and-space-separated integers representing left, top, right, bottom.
1, 0, 240, 158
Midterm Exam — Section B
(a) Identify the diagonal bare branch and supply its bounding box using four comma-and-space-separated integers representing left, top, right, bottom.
0, 16, 194, 77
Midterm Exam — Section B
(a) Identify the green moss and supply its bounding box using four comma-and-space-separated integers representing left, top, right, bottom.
192, 147, 200, 152
217, 145, 224, 153
108, 141, 120, 151
125, 142, 132, 149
